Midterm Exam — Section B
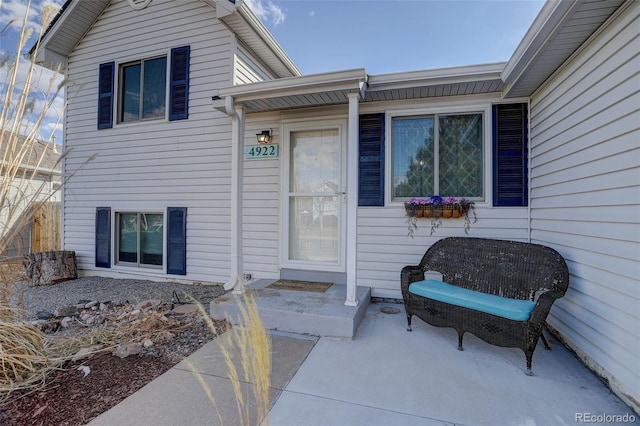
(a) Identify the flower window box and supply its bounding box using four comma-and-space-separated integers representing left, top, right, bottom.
404, 196, 477, 237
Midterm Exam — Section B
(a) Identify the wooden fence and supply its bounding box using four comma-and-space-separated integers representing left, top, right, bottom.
31, 202, 60, 252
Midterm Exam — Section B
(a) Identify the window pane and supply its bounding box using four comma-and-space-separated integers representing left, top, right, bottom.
438, 114, 483, 197
142, 57, 167, 120
121, 64, 141, 122
290, 130, 340, 194
289, 197, 338, 262
392, 117, 434, 198
140, 213, 163, 266
118, 213, 138, 263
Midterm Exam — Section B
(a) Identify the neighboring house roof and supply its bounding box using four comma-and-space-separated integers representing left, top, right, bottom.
0, 132, 61, 176
32, 0, 300, 78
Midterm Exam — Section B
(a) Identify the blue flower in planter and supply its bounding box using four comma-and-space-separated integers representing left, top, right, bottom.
430, 195, 443, 205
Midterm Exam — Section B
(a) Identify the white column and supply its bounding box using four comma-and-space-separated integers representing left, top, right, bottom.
224, 102, 245, 292
345, 92, 360, 306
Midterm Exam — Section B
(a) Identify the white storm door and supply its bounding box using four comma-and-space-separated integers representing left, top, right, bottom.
283, 121, 347, 272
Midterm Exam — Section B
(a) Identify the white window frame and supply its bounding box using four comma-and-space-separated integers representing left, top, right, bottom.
114, 210, 165, 270
116, 53, 170, 125
385, 103, 492, 206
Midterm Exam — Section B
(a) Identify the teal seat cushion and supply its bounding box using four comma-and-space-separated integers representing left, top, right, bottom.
408, 280, 536, 321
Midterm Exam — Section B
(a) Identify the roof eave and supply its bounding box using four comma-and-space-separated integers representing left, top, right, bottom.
501, 0, 576, 96
236, 3, 301, 77
217, 68, 366, 101
369, 62, 506, 92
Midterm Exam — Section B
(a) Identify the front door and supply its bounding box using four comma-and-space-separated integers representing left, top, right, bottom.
282, 120, 347, 272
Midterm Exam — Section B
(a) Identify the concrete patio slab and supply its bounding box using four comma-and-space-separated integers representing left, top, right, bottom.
268, 302, 638, 426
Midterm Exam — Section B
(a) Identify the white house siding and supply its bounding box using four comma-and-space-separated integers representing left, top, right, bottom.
62, 0, 236, 284
241, 112, 282, 280
240, 96, 531, 298
529, 1, 640, 410
234, 44, 275, 85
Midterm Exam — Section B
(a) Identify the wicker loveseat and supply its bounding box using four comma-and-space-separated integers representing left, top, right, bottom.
401, 237, 569, 375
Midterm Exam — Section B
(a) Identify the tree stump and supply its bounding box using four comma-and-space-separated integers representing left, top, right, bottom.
24, 251, 77, 286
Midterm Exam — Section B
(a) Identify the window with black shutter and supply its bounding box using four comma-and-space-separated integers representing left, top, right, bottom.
358, 113, 385, 206
169, 46, 190, 121
492, 103, 528, 207
99, 46, 190, 126
95, 207, 111, 267
97, 63, 114, 129
166, 207, 187, 275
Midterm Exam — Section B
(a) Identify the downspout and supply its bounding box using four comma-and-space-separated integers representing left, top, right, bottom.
527, 98, 532, 243
221, 95, 245, 291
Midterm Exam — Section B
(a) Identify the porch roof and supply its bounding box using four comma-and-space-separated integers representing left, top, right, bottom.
213, 63, 506, 113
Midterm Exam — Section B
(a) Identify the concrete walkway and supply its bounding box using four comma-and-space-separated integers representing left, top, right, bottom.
91, 302, 638, 426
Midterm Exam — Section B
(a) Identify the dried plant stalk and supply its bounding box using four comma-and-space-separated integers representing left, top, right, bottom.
192, 281, 272, 426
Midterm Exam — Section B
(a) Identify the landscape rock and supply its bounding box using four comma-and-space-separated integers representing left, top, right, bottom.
30, 319, 60, 333
61, 317, 72, 328
54, 305, 79, 318
36, 311, 53, 320
134, 299, 162, 312
172, 304, 199, 316
156, 331, 176, 342
84, 301, 98, 309
115, 342, 143, 358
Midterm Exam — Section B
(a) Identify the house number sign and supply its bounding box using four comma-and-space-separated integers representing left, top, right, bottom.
245, 144, 279, 159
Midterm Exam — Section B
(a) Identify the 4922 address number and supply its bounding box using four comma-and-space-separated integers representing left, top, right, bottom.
245, 144, 279, 159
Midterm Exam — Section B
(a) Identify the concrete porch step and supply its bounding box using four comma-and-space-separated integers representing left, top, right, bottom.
209, 280, 371, 339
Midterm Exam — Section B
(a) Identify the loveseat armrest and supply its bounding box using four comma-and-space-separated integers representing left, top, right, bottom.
401, 265, 425, 295
528, 289, 566, 339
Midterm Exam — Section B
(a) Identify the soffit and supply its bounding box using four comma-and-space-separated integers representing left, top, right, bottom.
503, 0, 626, 97
365, 64, 505, 104
221, 5, 300, 78
220, 64, 506, 114
32, 0, 110, 69
216, 68, 366, 113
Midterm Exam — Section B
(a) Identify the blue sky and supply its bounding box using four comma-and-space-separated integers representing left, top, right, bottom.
0, 0, 545, 143
253, 0, 545, 75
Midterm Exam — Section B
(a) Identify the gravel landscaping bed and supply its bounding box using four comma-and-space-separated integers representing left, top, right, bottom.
1, 276, 228, 425
15, 276, 225, 319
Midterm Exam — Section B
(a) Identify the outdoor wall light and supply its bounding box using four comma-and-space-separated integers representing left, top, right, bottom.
256, 130, 272, 144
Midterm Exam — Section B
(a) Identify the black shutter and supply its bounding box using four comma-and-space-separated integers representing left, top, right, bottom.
493, 103, 528, 207
169, 46, 190, 121
98, 62, 114, 129
95, 207, 111, 268
359, 113, 385, 206
167, 207, 187, 275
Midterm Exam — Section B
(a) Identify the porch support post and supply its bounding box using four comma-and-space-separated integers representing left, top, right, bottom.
224, 98, 245, 292
345, 91, 360, 306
